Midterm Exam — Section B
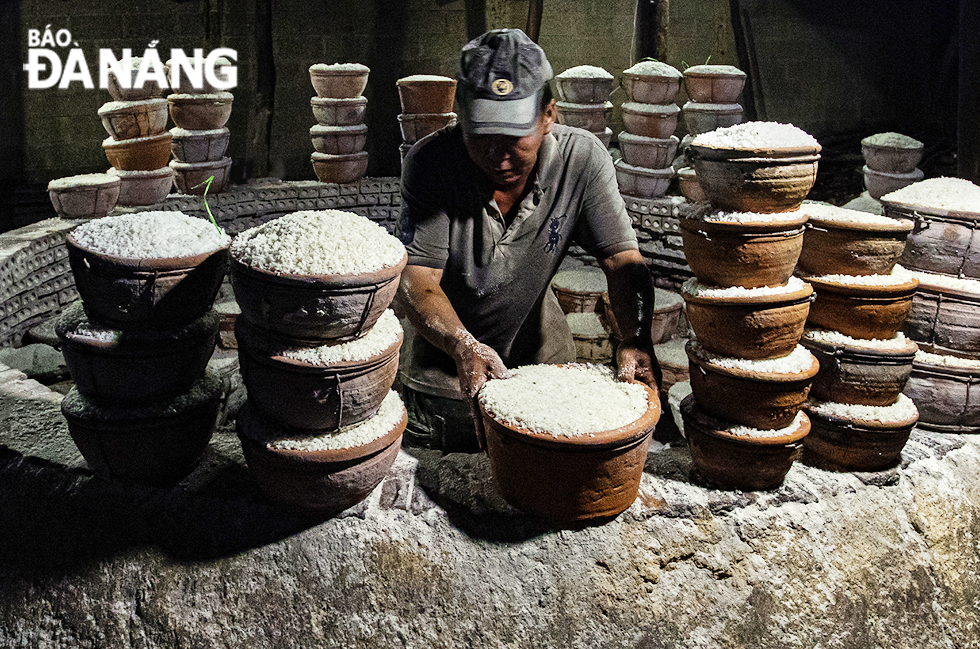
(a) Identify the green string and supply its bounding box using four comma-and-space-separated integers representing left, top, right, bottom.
190, 175, 221, 232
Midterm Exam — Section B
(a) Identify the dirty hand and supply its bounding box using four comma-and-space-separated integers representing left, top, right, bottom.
452, 331, 510, 398
616, 341, 662, 391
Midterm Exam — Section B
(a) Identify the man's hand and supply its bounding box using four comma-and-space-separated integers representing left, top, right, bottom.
616, 338, 662, 390
452, 330, 510, 398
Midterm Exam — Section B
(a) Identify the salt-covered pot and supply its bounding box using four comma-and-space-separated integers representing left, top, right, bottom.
904, 344, 980, 433
801, 332, 917, 407
618, 133, 679, 170
621, 70, 681, 105
555, 73, 614, 104
802, 402, 917, 472
169, 127, 231, 163
803, 273, 919, 340
311, 151, 368, 184
311, 96, 368, 126
61, 372, 222, 487
66, 234, 229, 328
397, 112, 457, 144
902, 274, 980, 355
106, 61, 169, 102
230, 251, 406, 345
107, 166, 174, 206
688, 143, 821, 214
555, 101, 612, 133
682, 102, 743, 137
656, 338, 691, 395
309, 64, 370, 99
310, 124, 368, 155
168, 92, 234, 130
48, 173, 120, 220
798, 215, 913, 277
98, 98, 169, 140
166, 56, 234, 94
170, 157, 232, 195
679, 212, 806, 289
621, 102, 680, 139
396, 75, 456, 114
686, 341, 819, 430
551, 268, 607, 314
884, 199, 980, 280
56, 301, 218, 404
682, 395, 810, 491
682, 65, 747, 103
236, 400, 405, 516
479, 380, 661, 523
235, 317, 401, 432
103, 132, 173, 172
614, 160, 673, 199
863, 166, 924, 201
861, 135, 924, 174
648, 291, 684, 345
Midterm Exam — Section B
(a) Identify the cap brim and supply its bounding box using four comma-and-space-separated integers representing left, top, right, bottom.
462, 95, 540, 137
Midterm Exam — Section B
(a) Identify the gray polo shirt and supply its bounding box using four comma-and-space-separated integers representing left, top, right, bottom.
396, 123, 637, 397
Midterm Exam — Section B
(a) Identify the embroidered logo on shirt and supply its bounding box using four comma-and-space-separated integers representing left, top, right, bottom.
544, 214, 566, 253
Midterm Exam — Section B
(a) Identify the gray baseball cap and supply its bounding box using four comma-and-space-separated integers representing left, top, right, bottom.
456, 29, 554, 137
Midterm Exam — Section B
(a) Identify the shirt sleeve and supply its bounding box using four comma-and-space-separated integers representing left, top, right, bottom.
571, 136, 638, 258
396, 140, 451, 269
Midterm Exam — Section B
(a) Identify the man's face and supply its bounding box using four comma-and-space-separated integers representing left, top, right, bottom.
462, 100, 556, 190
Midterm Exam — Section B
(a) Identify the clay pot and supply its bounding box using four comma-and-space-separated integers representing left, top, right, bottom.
861, 135, 924, 174
106, 61, 169, 101
657, 338, 691, 394
682, 102, 743, 136
803, 272, 919, 340
480, 381, 661, 523
170, 157, 232, 195
56, 301, 218, 404
667, 380, 693, 437
311, 151, 368, 184
680, 214, 806, 289
167, 56, 235, 94
555, 101, 612, 132
649, 290, 684, 344
688, 143, 821, 213
168, 92, 234, 130
885, 200, 980, 279
237, 399, 405, 516
61, 372, 222, 487
593, 127, 613, 148
555, 74, 614, 104
621, 102, 680, 138
677, 167, 706, 203
311, 96, 368, 126
682, 395, 810, 491
107, 166, 174, 206
396, 75, 456, 114
683, 65, 747, 103
803, 402, 917, 472
553, 286, 603, 314
98, 98, 169, 140
801, 332, 917, 407
397, 112, 457, 144
170, 127, 231, 163
229, 252, 406, 345
904, 344, 980, 433
47, 173, 120, 220
621, 71, 681, 104
66, 234, 229, 328
618, 133, 679, 169
615, 160, 673, 199
863, 165, 923, 200
309, 64, 369, 99
103, 132, 173, 171
310, 124, 368, 155
681, 280, 814, 360
902, 273, 980, 355
798, 214, 913, 276
686, 341, 819, 429
569, 313, 613, 364
235, 317, 401, 431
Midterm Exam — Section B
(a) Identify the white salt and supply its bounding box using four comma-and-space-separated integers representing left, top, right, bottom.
654, 337, 689, 367
624, 61, 682, 78
728, 411, 806, 439
863, 132, 922, 149
803, 329, 914, 352
168, 92, 234, 101
479, 363, 649, 438
801, 201, 905, 226
311, 63, 369, 73
48, 173, 118, 189
807, 394, 918, 424
278, 310, 402, 365
692, 121, 819, 149
692, 207, 804, 223
881, 177, 980, 213
808, 265, 914, 287
106, 167, 172, 179
682, 275, 807, 299
682, 102, 742, 112
558, 65, 612, 79
231, 210, 405, 275
98, 98, 167, 113
915, 349, 980, 370
685, 64, 745, 77
270, 389, 403, 451
71, 211, 230, 258
552, 268, 607, 292
622, 101, 680, 115
170, 127, 229, 138
567, 312, 608, 337
909, 270, 980, 296
398, 74, 452, 82
690, 340, 814, 374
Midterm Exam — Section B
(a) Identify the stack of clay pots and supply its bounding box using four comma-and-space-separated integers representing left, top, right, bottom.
794, 201, 920, 471
395, 74, 457, 166
309, 63, 370, 184
554, 65, 614, 148
861, 132, 925, 200
98, 57, 174, 206
615, 60, 682, 200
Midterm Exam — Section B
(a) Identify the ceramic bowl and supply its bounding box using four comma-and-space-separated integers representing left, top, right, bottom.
801, 330, 917, 406
803, 400, 917, 471
103, 132, 173, 171
621, 71, 681, 104
396, 75, 456, 113
649, 290, 684, 344
621, 102, 680, 138
555, 75, 614, 104
618, 132, 679, 169
884, 199, 980, 279
555, 101, 612, 132
615, 160, 674, 199
170, 157, 232, 195
98, 98, 169, 140
802, 272, 919, 340
683, 65, 747, 103
107, 166, 174, 206
902, 272, 980, 355
309, 64, 370, 99
310, 124, 368, 155
551, 268, 606, 314
798, 211, 913, 276
904, 344, 980, 433
106, 60, 169, 101
864, 165, 924, 200
169, 127, 231, 163
397, 112, 457, 144
167, 56, 235, 93
677, 167, 706, 203
311, 96, 368, 126
311, 151, 368, 184
861, 135, 924, 174
47, 173, 120, 220
682, 102, 743, 136
168, 92, 234, 130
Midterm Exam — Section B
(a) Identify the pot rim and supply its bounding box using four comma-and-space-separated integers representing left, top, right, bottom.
229, 250, 406, 287
621, 70, 682, 81
803, 404, 918, 432
310, 96, 369, 106
56, 306, 219, 352
621, 101, 681, 115
48, 175, 120, 192
799, 331, 918, 361
66, 234, 230, 271
880, 199, 980, 223
311, 150, 370, 162
681, 281, 813, 306
168, 156, 232, 172
61, 375, 222, 425
238, 322, 403, 371
680, 214, 807, 234
681, 394, 810, 445
686, 340, 820, 382
804, 216, 913, 234
614, 159, 675, 177
101, 132, 173, 149
167, 91, 235, 103
910, 342, 980, 376
910, 275, 980, 301
688, 142, 822, 161
798, 271, 919, 296
683, 69, 747, 79
98, 97, 169, 116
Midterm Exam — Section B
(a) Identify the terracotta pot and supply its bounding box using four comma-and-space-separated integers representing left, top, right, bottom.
570, 315, 613, 364
861, 135, 924, 174
480, 381, 661, 523
615, 160, 673, 199
555, 101, 612, 132
107, 166, 174, 206
677, 167, 706, 203
682, 395, 810, 491
98, 98, 169, 140
798, 215, 913, 276
621, 71, 681, 104
229, 252, 406, 345
170, 157, 232, 195
106, 61, 169, 102
170, 127, 231, 163
66, 234, 229, 328
47, 173, 120, 220
682, 280, 814, 360
167, 56, 235, 94
657, 338, 691, 394
311, 151, 368, 184
237, 399, 405, 516
683, 65, 747, 103
803, 403, 917, 472
682, 102, 743, 136
863, 165, 923, 200
902, 274, 980, 354
688, 143, 821, 214
235, 317, 401, 431
311, 96, 368, 126
904, 344, 980, 433
56, 301, 218, 404
618, 133, 679, 169
168, 92, 234, 130
396, 75, 456, 114
397, 112, 457, 144
310, 124, 368, 155
649, 290, 684, 344
686, 341, 818, 429
885, 200, 980, 279
680, 214, 806, 289
309, 64, 370, 99
61, 372, 222, 487
555, 75, 614, 104
803, 273, 918, 340
103, 132, 173, 172
800, 331, 917, 406
621, 102, 680, 138
553, 286, 602, 314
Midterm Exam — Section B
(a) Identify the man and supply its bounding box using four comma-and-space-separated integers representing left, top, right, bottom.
396, 28, 660, 452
